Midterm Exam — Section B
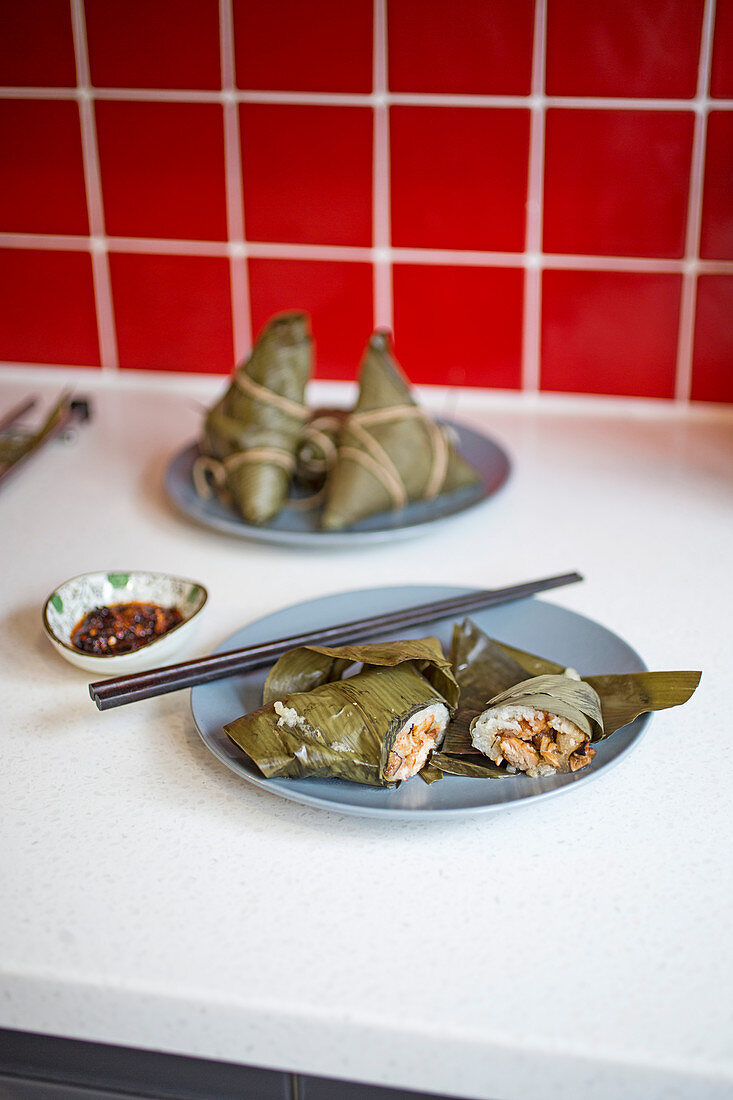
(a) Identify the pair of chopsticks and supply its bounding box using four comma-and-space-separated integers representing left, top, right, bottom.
0, 391, 90, 490
89, 570, 583, 710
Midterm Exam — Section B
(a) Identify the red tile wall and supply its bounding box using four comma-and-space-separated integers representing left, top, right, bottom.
0, 0, 731, 403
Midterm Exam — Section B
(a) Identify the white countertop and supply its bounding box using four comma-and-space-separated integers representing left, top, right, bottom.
1, 368, 732, 1100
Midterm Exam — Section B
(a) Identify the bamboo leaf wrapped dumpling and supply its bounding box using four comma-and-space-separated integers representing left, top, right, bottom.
431, 618, 701, 780
223, 637, 459, 787
468, 673, 603, 777
321, 331, 481, 530
197, 312, 312, 524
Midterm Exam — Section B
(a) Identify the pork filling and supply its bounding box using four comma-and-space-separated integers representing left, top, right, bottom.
471, 705, 596, 778
383, 703, 450, 781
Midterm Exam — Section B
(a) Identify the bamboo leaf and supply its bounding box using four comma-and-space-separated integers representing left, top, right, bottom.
321, 332, 480, 530
200, 312, 312, 525
226, 662, 452, 788
263, 636, 459, 708
584, 670, 702, 738
430, 753, 508, 779
446, 619, 701, 776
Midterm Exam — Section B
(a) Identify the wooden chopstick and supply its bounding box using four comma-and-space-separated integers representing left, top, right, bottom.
0, 391, 78, 489
89, 571, 583, 710
0, 396, 37, 434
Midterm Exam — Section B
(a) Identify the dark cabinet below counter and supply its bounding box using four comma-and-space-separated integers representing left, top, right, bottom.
0, 1030, 481, 1100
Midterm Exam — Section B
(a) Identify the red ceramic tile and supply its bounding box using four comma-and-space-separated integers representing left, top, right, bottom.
691, 276, 733, 403
233, 0, 372, 92
110, 253, 233, 373
0, 0, 76, 87
240, 105, 372, 247
247, 258, 373, 380
546, 0, 704, 98
0, 100, 88, 235
95, 101, 227, 240
543, 109, 694, 258
700, 112, 733, 261
392, 264, 524, 388
390, 107, 529, 252
85, 0, 221, 90
541, 270, 681, 398
711, 0, 733, 98
0, 249, 100, 366
388, 0, 535, 95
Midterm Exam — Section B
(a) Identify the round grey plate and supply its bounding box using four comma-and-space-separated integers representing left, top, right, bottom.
165, 420, 509, 547
191, 585, 649, 819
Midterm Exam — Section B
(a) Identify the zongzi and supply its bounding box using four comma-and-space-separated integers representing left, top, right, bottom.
223, 637, 459, 787
196, 311, 312, 525
469, 673, 602, 777
321, 331, 480, 529
430, 619, 701, 780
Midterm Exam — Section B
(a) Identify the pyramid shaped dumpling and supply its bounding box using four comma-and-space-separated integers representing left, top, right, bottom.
321, 331, 480, 530
201, 312, 312, 525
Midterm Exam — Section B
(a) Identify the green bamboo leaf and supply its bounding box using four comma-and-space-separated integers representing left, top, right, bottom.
447, 620, 701, 778
226, 662, 453, 788
479, 674, 604, 740
430, 753, 508, 779
263, 636, 459, 708
200, 312, 312, 525
445, 618, 537, 747
584, 670, 701, 739
321, 332, 480, 530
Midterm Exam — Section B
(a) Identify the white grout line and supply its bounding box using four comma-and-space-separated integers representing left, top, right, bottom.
219, 0, 251, 361
371, 0, 392, 330
3, 232, 733, 274
521, 0, 547, 394
69, 0, 118, 370
674, 0, 717, 403
4, 83, 733, 112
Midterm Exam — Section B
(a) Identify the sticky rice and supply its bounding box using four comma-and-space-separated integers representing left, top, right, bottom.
471, 704, 596, 778
382, 702, 450, 781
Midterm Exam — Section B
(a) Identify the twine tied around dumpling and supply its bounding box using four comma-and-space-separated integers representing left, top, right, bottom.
194, 370, 307, 509
233, 369, 310, 425
337, 404, 450, 511
296, 413, 343, 480
192, 447, 297, 503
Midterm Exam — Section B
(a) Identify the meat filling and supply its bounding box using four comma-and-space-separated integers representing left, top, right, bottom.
471, 705, 596, 778
383, 704, 450, 782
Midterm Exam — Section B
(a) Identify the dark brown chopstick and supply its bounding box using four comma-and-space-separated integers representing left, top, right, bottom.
89, 571, 583, 710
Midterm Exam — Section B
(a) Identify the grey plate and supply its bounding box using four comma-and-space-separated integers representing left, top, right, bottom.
165, 420, 510, 547
190, 585, 649, 819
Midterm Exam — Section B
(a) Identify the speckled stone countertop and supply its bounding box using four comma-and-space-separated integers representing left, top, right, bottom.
1, 368, 732, 1100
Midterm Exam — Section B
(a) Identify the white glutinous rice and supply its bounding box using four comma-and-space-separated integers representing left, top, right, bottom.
273, 701, 311, 735
383, 703, 450, 782
471, 704, 593, 778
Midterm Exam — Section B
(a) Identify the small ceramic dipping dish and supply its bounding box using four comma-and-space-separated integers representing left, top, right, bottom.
43, 570, 208, 674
